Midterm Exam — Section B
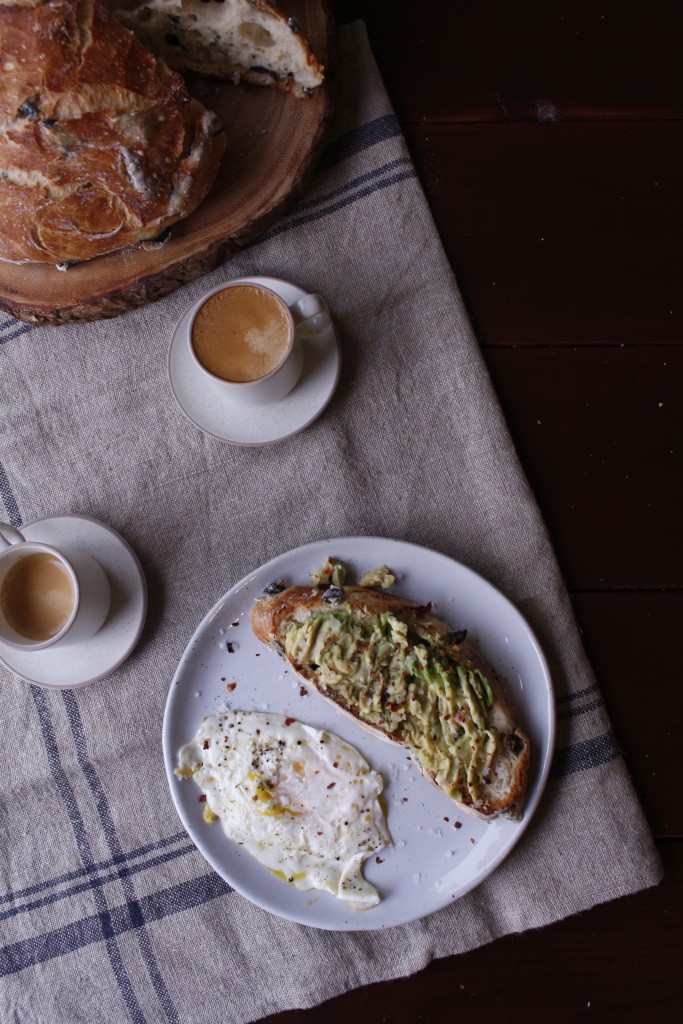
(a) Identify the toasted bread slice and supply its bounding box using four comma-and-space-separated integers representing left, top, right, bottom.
251, 583, 530, 819
103, 0, 324, 98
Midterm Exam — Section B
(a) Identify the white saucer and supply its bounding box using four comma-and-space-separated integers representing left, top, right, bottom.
0, 515, 147, 689
167, 276, 341, 446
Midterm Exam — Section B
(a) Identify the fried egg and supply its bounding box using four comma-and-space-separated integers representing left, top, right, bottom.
176, 710, 392, 908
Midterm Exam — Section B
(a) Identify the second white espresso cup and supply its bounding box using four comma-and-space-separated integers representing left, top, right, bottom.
186, 280, 331, 407
0, 522, 111, 652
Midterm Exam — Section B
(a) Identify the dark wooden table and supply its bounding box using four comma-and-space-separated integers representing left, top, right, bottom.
266, 3, 683, 1020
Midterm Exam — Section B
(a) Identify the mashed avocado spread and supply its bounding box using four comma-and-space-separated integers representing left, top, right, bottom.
310, 556, 346, 588
283, 603, 500, 805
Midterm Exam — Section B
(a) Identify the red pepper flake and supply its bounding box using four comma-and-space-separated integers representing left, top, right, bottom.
202, 739, 210, 749
198, 795, 207, 803
327, 782, 336, 790
443, 817, 449, 822
401, 797, 409, 802
317, 831, 324, 836
333, 762, 339, 768
470, 837, 476, 845
454, 821, 462, 829
299, 686, 307, 697
324, 567, 332, 574
375, 857, 384, 864
284, 717, 295, 726
226, 682, 237, 692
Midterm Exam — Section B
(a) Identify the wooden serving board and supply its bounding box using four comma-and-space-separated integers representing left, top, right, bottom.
0, 1, 335, 325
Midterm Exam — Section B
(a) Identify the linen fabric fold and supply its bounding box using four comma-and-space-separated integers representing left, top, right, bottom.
0, 22, 661, 1024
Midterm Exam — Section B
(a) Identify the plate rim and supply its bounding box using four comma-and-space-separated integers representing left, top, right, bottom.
162, 535, 556, 930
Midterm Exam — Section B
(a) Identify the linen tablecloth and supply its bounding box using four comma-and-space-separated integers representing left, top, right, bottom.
0, 22, 661, 1024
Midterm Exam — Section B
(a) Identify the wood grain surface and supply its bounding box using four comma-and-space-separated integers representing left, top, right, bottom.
262, 2, 682, 1021
0, 1, 334, 325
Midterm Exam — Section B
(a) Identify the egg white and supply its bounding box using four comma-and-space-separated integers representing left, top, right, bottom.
176, 709, 392, 908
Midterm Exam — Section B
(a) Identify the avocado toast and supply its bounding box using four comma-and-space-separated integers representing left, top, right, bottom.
250, 569, 530, 820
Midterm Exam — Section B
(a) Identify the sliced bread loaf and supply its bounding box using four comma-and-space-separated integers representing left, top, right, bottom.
0, 0, 226, 266
103, 0, 324, 97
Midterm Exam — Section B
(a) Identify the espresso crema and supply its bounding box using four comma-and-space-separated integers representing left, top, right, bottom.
0, 551, 75, 641
191, 285, 292, 383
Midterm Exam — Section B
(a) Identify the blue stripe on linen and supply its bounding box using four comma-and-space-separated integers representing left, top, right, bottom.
255, 166, 418, 245
293, 157, 413, 216
551, 731, 621, 779
0, 320, 33, 343
319, 114, 402, 170
0, 462, 22, 527
30, 687, 148, 1024
556, 684, 601, 704
0, 832, 190, 907
0, 842, 195, 923
61, 690, 180, 1024
557, 698, 604, 721
0, 873, 232, 979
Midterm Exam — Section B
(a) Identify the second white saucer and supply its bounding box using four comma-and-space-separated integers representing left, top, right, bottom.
167, 276, 341, 446
0, 515, 147, 689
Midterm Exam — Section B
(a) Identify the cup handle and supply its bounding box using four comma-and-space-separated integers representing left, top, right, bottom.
0, 522, 25, 549
290, 293, 331, 339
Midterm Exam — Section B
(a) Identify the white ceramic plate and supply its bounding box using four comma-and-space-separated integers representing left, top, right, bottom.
163, 537, 555, 930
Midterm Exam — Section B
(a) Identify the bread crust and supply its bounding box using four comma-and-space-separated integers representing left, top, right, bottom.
0, 0, 226, 265
251, 585, 530, 819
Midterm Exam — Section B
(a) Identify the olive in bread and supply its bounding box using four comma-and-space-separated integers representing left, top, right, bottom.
251, 578, 530, 820
102, 0, 324, 98
0, 0, 226, 266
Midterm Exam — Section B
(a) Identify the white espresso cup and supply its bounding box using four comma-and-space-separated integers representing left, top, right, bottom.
0, 523, 111, 651
186, 281, 330, 407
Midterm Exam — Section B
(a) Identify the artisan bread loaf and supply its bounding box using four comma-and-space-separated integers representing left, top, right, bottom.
251, 581, 530, 820
102, 0, 324, 97
0, 0, 226, 265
